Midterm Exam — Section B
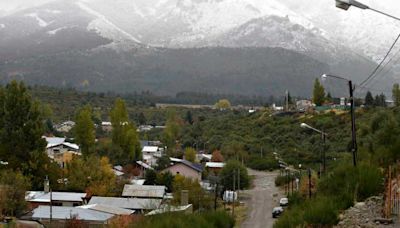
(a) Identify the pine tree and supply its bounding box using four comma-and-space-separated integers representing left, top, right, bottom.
0, 81, 52, 189
74, 106, 95, 156
312, 79, 325, 106
185, 111, 194, 125
365, 91, 374, 107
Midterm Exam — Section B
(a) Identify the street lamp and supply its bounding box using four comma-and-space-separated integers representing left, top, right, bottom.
335, 0, 400, 21
301, 123, 328, 175
321, 74, 357, 167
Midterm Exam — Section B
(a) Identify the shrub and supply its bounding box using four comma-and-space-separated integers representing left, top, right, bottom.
303, 197, 339, 226
134, 211, 234, 228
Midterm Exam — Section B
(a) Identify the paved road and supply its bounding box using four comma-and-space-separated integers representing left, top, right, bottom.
241, 169, 283, 228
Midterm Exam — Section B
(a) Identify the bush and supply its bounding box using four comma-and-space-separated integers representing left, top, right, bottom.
247, 157, 279, 171
135, 211, 234, 228
274, 173, 296, 187
303, 197, 339, 226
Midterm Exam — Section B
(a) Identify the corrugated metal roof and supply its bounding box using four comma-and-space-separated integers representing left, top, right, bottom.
26, 191, 86, 203
146, 204, 192, 216
206, 162, 225, 168
122, 185, 165, 198
32, 206, 114, 222
89, 197, 162, 210
78, 204, 134, 215
136, 161, 154, 170
172, 160, 203, 173
44, 137, 65, 146
142, 146, 159, 153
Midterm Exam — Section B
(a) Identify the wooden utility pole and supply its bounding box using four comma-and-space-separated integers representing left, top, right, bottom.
232, 173, 236, 217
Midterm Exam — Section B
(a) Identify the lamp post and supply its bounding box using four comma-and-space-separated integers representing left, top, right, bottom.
321, 74, 357, 167
335, 0, 400, 21
301, 123, 328, 174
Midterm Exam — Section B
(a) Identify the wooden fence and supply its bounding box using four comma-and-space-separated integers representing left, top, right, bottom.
384, 165, 400, 218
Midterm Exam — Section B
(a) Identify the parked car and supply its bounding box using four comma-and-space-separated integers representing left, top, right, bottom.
279, 197, 289, 206
272, 206, 284, 218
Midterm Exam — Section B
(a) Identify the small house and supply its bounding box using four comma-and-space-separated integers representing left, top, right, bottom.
162, 160, 203, 182
32, 206, 116, 227
26, 191, 87, 209
89, 196, 162, 213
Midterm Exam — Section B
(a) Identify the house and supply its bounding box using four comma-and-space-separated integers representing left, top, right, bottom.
142, 146, 163, 166
135, 161, 154, 178
198, 154, 212, 162
296, 100, 313, 111
101, 121, 113, 132
162, 160, 203, 182
138, 125, 154, 132
89, 197, 162, 213
44, 137, 80, 167
32, 206, 116, 226
26, 191, 87, 209
205, 162, 225, 173
122, 185, 166, 199
146, 204, 193, 216
55, 121, 75, 133
78, 204, 135, 215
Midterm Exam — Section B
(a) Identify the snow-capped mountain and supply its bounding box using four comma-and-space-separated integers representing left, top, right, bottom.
0, 0, 397, 96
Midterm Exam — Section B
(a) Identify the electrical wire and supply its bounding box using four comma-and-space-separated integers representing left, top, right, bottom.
358, 33, 400, 89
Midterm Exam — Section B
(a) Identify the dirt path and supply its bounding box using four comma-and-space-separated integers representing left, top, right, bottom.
241, 169, 283, 228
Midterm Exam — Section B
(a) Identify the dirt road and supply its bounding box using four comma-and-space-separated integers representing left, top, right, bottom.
241, 169, 282, 228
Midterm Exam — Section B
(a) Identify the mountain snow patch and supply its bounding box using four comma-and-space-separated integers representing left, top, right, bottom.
25, 13, 50, 27
47, 26, 70, 35
76, 1, 141, 43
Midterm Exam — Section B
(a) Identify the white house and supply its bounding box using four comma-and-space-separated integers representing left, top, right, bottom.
142, 146, 163, 166
43, 137, 80, 167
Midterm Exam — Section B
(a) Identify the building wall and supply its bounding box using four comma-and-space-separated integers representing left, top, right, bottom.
163, 164, 201, 181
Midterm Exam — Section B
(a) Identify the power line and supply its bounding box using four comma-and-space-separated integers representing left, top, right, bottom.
362, 47, 400, 90
358, 33, 400, 88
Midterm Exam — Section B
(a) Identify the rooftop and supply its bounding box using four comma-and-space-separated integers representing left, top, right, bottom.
26, 191, 87, 203
142, 146, 159, 153
89, 197, 162, 210
206, 162, 225, 168
78, 204, 135, 215
32, 206, 114, 222
122, 185, 165, 198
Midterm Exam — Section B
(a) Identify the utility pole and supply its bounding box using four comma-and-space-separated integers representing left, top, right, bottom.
232, 173, 236, 217
308, 168, 312, 199
349, 80, 357, 167
214, 182, 219, 211
238, 169, 240, 201
50, 189, 53, 228
322, 131, 327, 174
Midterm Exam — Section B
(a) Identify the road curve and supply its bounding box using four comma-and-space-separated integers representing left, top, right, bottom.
241, 169, 283, 228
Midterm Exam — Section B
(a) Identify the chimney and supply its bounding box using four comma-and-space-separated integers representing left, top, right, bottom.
44, 176, 50, 193
181, 190, 189, 206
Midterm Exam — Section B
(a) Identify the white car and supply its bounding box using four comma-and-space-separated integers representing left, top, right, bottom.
272, 206, 284, 218
279, 197, 289, 206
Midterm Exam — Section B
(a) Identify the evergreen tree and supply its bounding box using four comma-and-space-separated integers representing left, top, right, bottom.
110, 98, 141, 163
0, 81, 51, 188
74, 106, 95, 156
392, 84, 400, 107
138, 112, 146, 125
312, 79, 325, 106
326, 92, 333, 103
185, 110, 194, 125
365, 91, 374, 107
